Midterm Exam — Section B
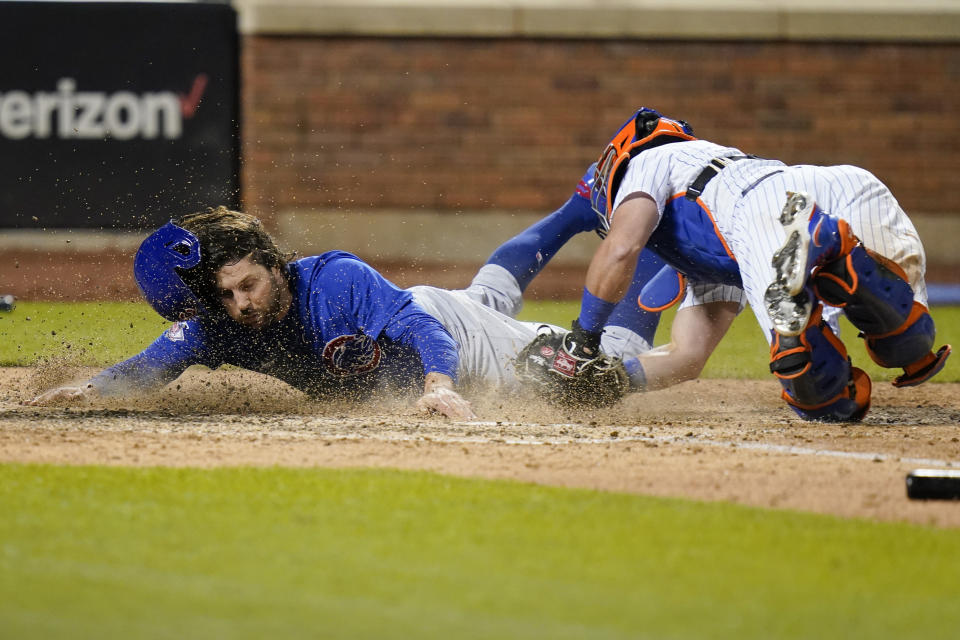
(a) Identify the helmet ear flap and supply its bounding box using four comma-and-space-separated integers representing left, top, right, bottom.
134, 221, 206, 321
168, 238, 195, 258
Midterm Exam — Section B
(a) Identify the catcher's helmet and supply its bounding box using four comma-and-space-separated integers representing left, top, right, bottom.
134, 221, 206, 321
590, 108, 695, 235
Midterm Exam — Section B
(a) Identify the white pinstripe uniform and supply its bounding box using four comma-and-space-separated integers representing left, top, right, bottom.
612, 139, 928, 341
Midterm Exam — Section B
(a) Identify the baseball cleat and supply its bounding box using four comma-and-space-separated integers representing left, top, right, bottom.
764, 281, 813, 336
771, 191, 857, 296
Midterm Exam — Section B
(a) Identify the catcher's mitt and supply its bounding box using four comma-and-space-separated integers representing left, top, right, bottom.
515, 326, 629, 408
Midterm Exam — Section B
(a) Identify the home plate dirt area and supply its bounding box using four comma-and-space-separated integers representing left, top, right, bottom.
1, 367, 958, 528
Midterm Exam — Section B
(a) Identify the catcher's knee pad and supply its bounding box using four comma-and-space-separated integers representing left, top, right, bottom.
812, 245, 951, 385
769, 305, 871, 422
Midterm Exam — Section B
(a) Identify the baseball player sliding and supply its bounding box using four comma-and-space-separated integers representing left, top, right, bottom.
520, 107, 951, 421
26, 187, 679, 417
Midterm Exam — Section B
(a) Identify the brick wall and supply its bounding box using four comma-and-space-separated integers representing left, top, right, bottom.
241, 36, 960, 219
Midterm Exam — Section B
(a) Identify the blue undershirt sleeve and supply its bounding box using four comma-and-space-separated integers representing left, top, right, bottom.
577, 287, 618, 334
381, 301, 460, 382
87, 321, 214, 396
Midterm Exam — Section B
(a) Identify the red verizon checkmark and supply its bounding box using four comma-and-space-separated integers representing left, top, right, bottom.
179, 73, 209, 118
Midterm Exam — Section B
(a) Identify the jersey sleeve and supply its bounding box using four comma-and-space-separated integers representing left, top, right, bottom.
308, 253, 414, 338
612, 149, 673, 218
87, 319, 219, 396
307, 254, 460, 381
381, 300, 460, 381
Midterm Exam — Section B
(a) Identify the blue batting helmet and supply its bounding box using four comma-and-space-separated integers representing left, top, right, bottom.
134, 221, 206, 321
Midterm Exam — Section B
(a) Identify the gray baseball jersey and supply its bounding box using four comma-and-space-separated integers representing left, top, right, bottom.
411, 264, 651, 389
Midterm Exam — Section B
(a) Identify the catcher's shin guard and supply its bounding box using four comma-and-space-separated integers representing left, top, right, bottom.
769, 304, 871, 422
812, 245, 952, 387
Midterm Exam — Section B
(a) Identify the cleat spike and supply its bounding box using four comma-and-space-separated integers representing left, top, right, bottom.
769, 191, 858, 298
764, 283, 813, 337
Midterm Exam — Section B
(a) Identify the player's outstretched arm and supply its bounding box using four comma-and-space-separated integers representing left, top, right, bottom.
584, 194, 660, 304
416, 372, 477, 420
24, 382, 101, 406
24, 322, 209, 406
22, 358, 174, 407
379, 299, 474, 418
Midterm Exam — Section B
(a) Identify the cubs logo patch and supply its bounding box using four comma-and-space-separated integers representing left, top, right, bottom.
322, 333, 382, 377
165, 321, 186, 342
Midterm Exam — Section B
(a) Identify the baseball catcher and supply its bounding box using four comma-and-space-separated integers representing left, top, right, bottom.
517, 106, 951, 422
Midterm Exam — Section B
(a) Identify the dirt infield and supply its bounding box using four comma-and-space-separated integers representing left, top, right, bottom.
2, 366, 958, 528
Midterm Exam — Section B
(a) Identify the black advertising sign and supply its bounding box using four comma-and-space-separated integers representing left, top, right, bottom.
0, 2, 239, 229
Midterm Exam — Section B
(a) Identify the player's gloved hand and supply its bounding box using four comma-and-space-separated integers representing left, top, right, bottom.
23, 383, 100, 406
562, 319, 603, 367
515, 325, 629, 408
416, 372, 477, 420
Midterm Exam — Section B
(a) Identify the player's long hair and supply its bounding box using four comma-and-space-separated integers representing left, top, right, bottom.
175, 206, 296, 308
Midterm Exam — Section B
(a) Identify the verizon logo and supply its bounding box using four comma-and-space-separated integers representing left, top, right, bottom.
0, 75, 208, 140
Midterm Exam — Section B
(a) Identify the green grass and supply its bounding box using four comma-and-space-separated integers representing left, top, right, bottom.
0, 301, 168, 367
1, 463, 959, 640
2, 304, 958, 637
2, 300, 958, 382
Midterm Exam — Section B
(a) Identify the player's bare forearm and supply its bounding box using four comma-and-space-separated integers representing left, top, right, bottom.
634, 301, 739, 390
585, 235, 641, 302
585, 194, 659, 302
416, 372, 477, 419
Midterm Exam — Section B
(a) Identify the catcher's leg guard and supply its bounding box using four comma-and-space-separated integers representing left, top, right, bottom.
769, 304, 871, 422
813, 245, 952, 387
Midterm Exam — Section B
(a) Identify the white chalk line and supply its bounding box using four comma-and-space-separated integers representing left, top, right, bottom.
8, 409, 957, 469
310, 420, 959, 469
